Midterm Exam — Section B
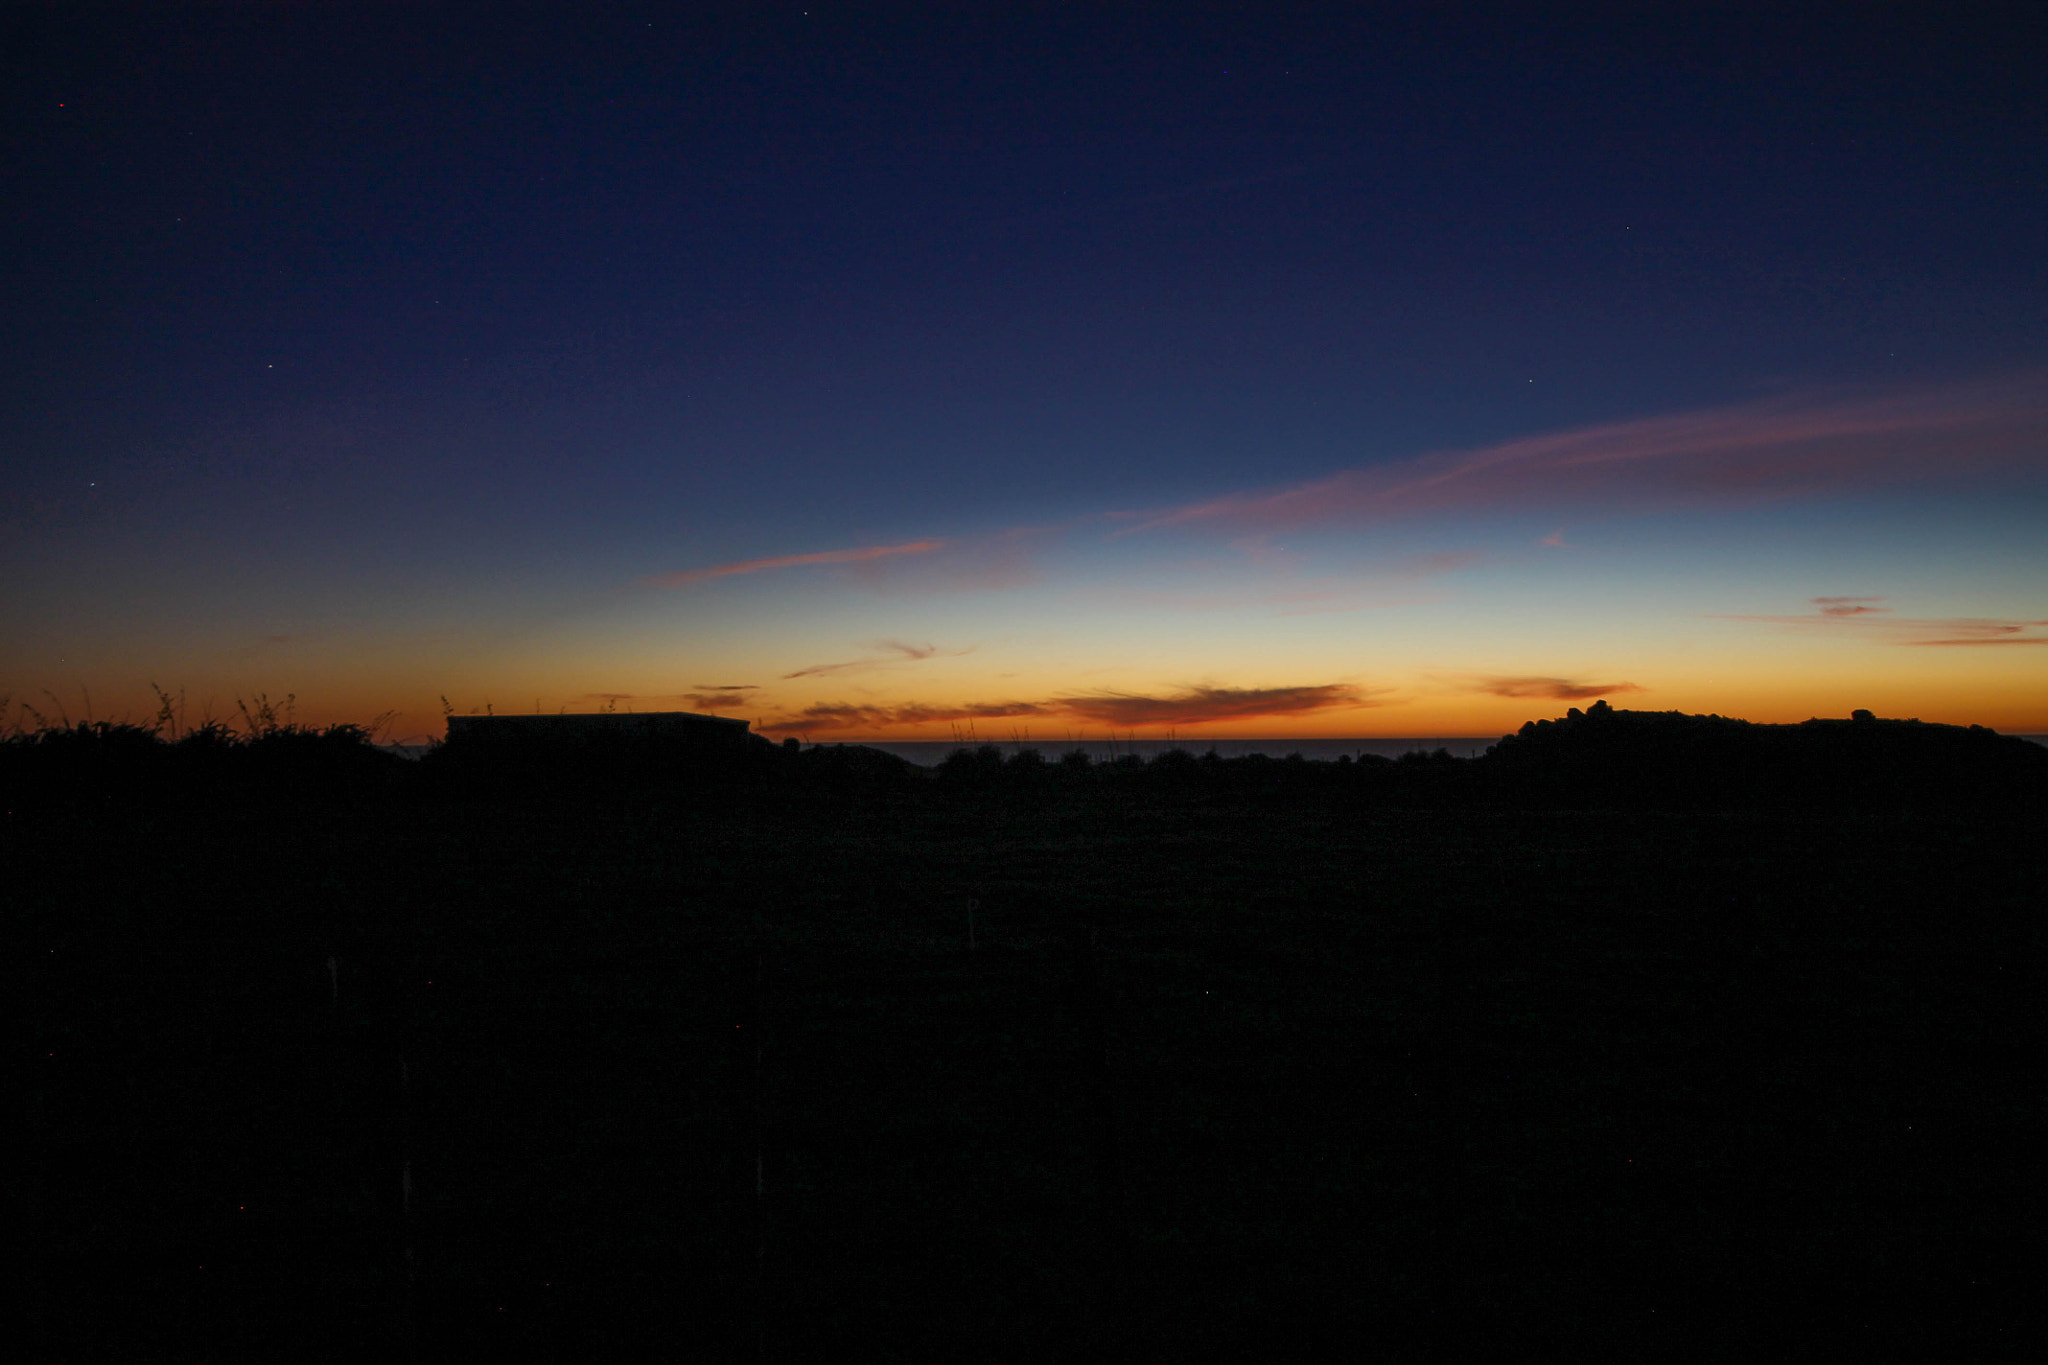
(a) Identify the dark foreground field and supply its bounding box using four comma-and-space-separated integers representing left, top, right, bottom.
18, 730, 2046, 1360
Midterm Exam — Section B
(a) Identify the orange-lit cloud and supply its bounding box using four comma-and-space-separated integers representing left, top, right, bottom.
755, 682, 1381, 734
759, 699, 1055, 734
1812, 596, 1888, 616
1116, 372, 2048, 535
685, 688, 757, 710
1056, 684, 1383, 727
646, 538, 947, 587
1467, 676, 1645, 700
1712, 598, 2048, 645
575, 690, 772, 711
780, 640, 971, 680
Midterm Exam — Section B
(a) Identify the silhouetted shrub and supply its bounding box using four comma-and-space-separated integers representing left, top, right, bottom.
1478, 705, 2048, 811
936, 745, 1008, 786
0, 716, 408, 816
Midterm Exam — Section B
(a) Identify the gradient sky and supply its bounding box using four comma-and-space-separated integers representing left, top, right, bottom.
5, 3, 2045, 744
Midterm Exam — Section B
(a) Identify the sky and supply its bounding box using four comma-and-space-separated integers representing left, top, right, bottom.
4, 3, 2045, 744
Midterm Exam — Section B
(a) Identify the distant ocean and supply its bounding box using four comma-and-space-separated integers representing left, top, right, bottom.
378, 733, 2048, 764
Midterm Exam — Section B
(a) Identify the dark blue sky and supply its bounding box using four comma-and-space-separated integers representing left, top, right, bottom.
6, 4, 2045, 739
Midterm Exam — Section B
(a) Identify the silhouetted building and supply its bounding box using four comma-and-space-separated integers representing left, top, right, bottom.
431, 710, 771, 797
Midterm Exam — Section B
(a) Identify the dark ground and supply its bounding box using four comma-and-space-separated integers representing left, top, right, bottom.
18, 748, 2045, 1361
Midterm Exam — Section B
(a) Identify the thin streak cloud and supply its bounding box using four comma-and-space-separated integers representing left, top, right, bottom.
1912, 635, 2048, 646
1711, 598, 2048, 645
647, 538, 947, 587
780, 640, 971, 680
1115, 373, 2048, 535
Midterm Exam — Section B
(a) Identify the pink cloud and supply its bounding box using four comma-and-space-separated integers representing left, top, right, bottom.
646, 538, 947, 587
1114, 372, 2048, 535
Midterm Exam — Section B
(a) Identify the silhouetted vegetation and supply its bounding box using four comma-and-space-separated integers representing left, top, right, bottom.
18, 703, 2046, 1359
2, 713, 410, 819
16, 700, 2033, 821
1480, 699, 2048, 812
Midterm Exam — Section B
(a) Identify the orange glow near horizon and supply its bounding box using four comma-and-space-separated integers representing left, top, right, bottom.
12, 384, 2043, 748
42, 677, 2035, 750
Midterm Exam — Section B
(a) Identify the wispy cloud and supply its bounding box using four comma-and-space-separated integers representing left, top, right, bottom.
1465, 676, 1645, 700
646, 538, 947, 587
780, 640, 972, 680
1712, 597, 2048, 645
1115, 372, 2048, 535
637, 375, 2048, 610
649, 526, 1051, 596
1906, 626, 2048, 645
